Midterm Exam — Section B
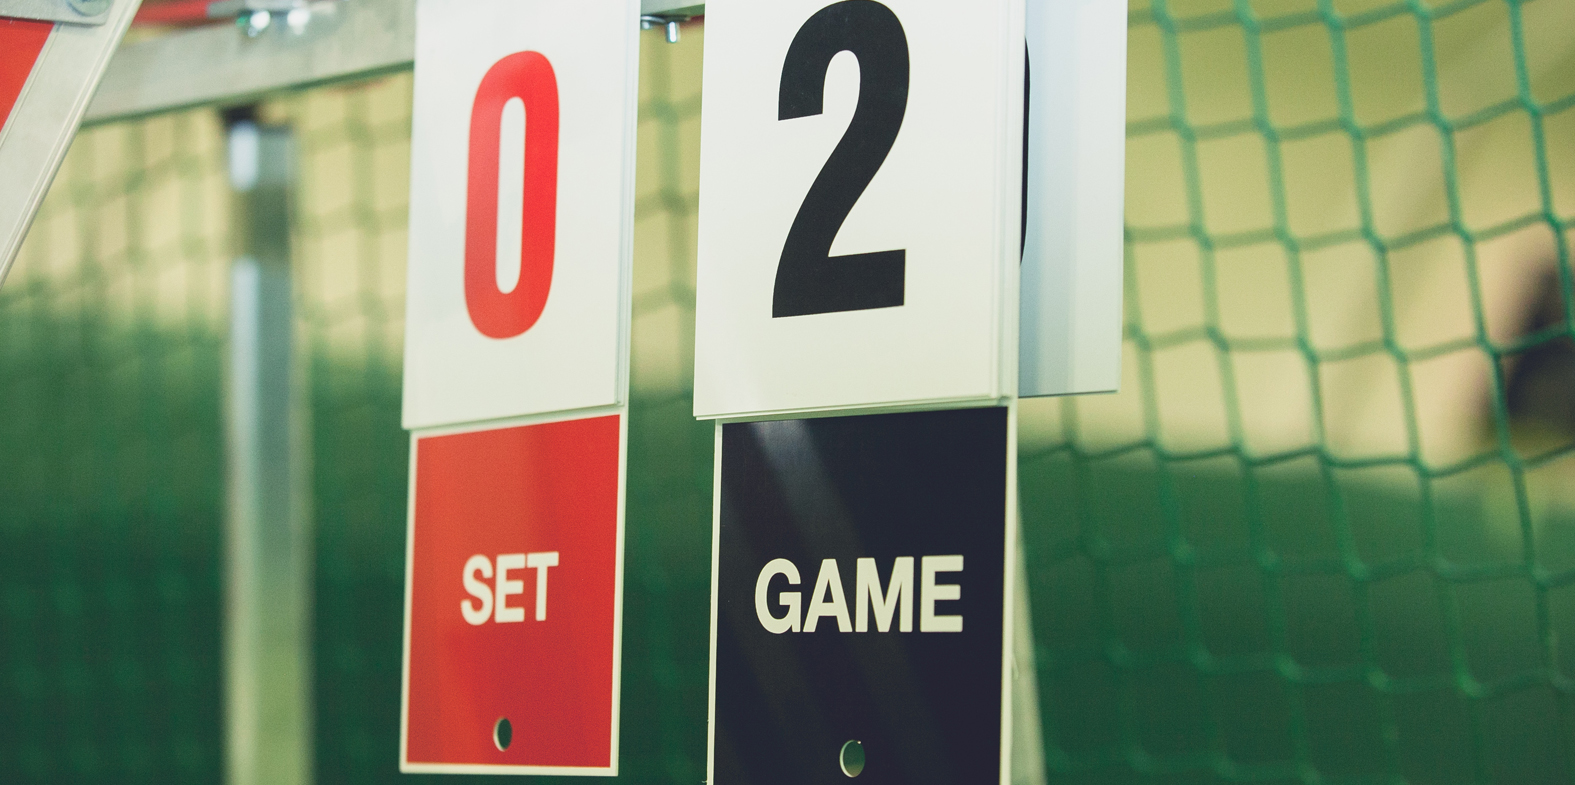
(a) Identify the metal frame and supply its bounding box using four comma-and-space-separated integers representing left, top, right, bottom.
85, 0, 704, 126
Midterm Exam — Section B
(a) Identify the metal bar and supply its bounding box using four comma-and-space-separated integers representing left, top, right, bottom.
85, 0, 415, 125
0, 0, 141, 287
85, 0, 706, 126
225, 113, 313, 785
643, 0, 702, 15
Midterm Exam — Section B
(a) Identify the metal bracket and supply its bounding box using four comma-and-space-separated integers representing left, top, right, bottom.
0, 0, 111, 25
206, 0, 340, 38
207, 0, 315, 15
640, 13, 689, 44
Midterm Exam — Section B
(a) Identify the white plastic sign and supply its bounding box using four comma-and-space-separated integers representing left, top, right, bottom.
693, 0, 1025, 420
402, 0, 638, 430
1020, 0, 1127, 397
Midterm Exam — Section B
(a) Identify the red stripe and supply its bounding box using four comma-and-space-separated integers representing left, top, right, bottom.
0, 18, 52, 134
132, 0, 214, 27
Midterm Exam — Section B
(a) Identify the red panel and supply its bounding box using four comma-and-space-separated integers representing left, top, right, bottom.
0, 18, 52, 134
406, 414, 621, 769
132, 0, 215, 27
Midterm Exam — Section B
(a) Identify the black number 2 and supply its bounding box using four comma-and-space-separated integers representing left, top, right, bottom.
773, 0, 909, 318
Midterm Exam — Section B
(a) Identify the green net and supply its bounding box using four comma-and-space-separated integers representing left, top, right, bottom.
2, 2, 1573, 783
0, 110, 229, 783
1024, 0, 1575, 781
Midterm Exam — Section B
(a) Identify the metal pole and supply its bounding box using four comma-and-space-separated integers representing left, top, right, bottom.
224, 107, 313, 785
1011, 503, 1047, 785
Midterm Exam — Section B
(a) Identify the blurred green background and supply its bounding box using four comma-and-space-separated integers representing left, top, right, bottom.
2, 0, 1574, 782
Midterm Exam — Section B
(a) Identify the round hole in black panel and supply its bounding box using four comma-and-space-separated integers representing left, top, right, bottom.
839, 739, 865, 777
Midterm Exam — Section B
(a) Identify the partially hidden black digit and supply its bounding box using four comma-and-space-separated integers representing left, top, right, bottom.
774, 0, 909, 318
1022, 45, 1030, 259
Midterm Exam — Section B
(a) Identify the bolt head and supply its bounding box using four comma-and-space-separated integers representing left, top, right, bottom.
66, 0, 110, 16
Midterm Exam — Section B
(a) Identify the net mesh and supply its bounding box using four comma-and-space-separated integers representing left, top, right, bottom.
1, 2, 1573, 783
0, 110, 229, 784
1024, 0, 1575, 781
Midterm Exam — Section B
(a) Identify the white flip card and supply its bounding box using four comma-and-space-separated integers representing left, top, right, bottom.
694, 0, 1026, 420
402, 0, 639, 430
1021, 0, 1127, 398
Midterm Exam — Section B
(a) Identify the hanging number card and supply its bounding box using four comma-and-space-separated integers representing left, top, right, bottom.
711, 408, 1016, 785
694, 0, 1025, 419
399, 0, 637, 776
401, 0, 638, 430
698, 2, 1025, 784
1020, 0, 1128, 397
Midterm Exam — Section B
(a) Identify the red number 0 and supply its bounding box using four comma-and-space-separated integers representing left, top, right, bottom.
465, 51, 559, 339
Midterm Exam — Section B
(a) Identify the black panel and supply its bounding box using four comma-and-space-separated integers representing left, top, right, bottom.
715, 407, 1009, 785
